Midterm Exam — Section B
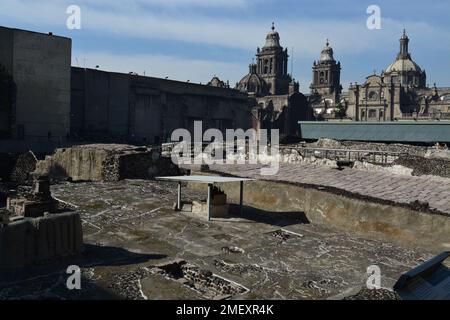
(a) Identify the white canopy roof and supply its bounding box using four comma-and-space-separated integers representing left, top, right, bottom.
156, 175, 254, 184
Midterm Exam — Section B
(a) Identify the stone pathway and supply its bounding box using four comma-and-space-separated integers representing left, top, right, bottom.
204, 163, 450, 215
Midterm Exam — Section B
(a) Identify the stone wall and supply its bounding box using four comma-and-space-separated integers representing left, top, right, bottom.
35, 144, 182, 182
71, 67, 251, 144
189, 176, 450, 251
35, 145, 107, 181
0, 212, 83, 271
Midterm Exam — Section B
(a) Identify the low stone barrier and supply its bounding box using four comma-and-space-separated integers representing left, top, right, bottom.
0, 212, 83, 271
35, 144, 182, 182
189, 176, 450, 251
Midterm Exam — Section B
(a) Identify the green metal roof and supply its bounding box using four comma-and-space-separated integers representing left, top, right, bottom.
298, 121, 450, 143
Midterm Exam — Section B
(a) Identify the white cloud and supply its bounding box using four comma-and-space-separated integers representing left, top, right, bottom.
72, 51, 244, 85
2, 0, 447, 55
2, 0, 450, 86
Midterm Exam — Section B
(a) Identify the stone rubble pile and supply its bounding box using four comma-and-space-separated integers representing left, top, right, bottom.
344, 288, 401, 300
9, 151, 38, 185
213, 259, 263, 275
394, 154, 450, 178
353, 161, 413, 176
7, 175, 59, 218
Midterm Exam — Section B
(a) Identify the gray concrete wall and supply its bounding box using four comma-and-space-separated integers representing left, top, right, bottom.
0, 28, 14, 137
0, 27, 71, 144
71, 68, 251, 144
0, 27, 13, 74
189, 178, 450, 251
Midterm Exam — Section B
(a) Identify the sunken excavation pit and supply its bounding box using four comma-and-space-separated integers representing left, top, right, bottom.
0, 142, 449, 299
149, 260, 248, 300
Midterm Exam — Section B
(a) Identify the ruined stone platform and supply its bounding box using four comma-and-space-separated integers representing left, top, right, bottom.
0, 179, 428, 300
35, 144, 182, 182
202, 162, 450, 216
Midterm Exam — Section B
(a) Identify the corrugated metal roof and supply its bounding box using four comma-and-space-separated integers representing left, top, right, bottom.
298, 121, 450, 143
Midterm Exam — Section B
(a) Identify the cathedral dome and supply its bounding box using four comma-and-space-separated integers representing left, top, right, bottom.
263, 23, 281, 49
319, 40, 334, 62
382, 30, 426, 88
237, 64, 268, 96
385, 58, 422, 73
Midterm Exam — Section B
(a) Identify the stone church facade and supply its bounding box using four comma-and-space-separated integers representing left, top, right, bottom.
233, 23, 311, 138
308, 40, 344, 119
311, 30, 450, 121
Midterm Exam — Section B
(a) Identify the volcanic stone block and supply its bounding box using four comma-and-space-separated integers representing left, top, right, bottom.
0, 212, 83, 271
10, 151, 38, 184
6, 198, 56, 218
35, 144, 183, 182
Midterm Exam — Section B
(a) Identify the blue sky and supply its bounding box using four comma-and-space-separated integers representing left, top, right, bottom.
1, 0, 449, 90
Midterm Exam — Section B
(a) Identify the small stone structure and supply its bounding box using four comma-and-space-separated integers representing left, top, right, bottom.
0, 174, 83, 271
7, 175, 58, 218
182, 186, 229, 219
35, 144, 182, 182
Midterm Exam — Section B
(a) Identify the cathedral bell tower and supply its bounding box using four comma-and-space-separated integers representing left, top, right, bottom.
310, 39, 342, 100
255, 23, 291, 95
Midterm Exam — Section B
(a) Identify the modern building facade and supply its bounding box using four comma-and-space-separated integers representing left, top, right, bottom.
0, 27, 72, 151
71, 67, 251, 144
0, 26, 252, 152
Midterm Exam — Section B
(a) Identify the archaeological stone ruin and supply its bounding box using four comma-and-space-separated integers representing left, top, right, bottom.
0, 173, 83, 272
35, 144, 183, 182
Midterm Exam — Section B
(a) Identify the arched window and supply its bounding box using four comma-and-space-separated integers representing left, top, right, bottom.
263, 60, 269, 74
319, 71, 326, 84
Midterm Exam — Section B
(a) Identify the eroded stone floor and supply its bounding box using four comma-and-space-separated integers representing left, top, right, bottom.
0, 180, 436, 300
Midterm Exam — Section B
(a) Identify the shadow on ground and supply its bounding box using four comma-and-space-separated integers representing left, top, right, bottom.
227, 204, 310, 227
0, 244, 167, 299
80, 244, 167, 268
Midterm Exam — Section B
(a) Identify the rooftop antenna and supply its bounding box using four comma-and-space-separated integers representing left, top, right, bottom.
75, 57, 79, 67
